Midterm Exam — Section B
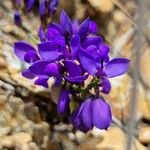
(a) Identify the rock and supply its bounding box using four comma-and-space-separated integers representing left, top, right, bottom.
96, 127, 125, 150
24, 102, 42, 123
88, 0, 114, 13
140, 48, 150, 87
137, 85, 150, 120
32, 122, 50, 145
68, 132, 76, 141
96, 127, 147, 150
0, 57, 7, 69
77, 137, 100, 150
28, 142, 39, 150
113, 10, 127, 24
0, 127, 11, 137
104, 75, 131, 121
139, 127, 150, 144
91, 127, 106, 138
0, 132, 32, 150
75, 131, 87, 143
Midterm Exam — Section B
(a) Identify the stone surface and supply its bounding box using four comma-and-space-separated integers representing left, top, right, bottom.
139, 127, 150, 144
137, 85, 150, 120
140, 48, 150, 88
96, 127, 147, 150
105, 75, 131, 121
0, 132, 32, 150
88, 0, 114, 13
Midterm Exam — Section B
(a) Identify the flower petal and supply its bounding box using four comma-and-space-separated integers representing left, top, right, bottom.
92, 99, 112, 130
100, 77, 111, 94
82, 36, 103, 49
79, 50, 97, 75
104, 58, 130, 78
72, 19, 78, 34
98, 44, 110, 62
14, 11, 21, 26
60, 10, 72, 36
70, 103, 90, 132
49, 0, 59, 15
57, 91, 70, 114
78, 18, 90, 38
44, 63, 59, 77
22, 69, 35, 79
65, 74, 88, 83
89, 20, 97, 34
82, 99, 93, 129
64, 60, 81, 77
14, 41, 36, 61
86, 45, 98, 58
78, 18, 90, 37
34, 76, 49, 88
47, 23, 62, 34
29, 60, 50, 75
39, 0, 46, 16
70, 34, 80, 59
26, 0, 35, 11
47, 28, 60, 40
54, 75, 62, 86
38, 41, 63, 61
38, 27, 46, 42
24, 50, 39, 63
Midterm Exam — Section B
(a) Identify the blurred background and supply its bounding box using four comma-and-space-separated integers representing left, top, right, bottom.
0, 0, 149, 149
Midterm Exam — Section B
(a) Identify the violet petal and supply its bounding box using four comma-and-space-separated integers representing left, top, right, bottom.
49, 0, 59, 15
38, 41, 63, 61
104, 58, 130, 78
26, 0, 35, 11
22, 69, 35, 79
89, 20, 97, 34
70, 103, 90, 133
14, 11, 21, 26
78, 18, 90, 38
101, 77, 111, 94
57, 91, 70, 114
70, 34, 80, 59
38, 27, 46, 42
82, 99, 93, 129
14, 41, 36, 61
24, 50, 39, 63
72, 19, 78, 34
29, 60, 50, 75
60, 10, 72, 36
39, 0, 46, 16
79, 50, 97, 75
65, 74, 88, 83
44, 63, 59, 77
64, 60, 81, 77
34, 76, 49, 88
92, 99, 112, 130
82, 36, 103, 49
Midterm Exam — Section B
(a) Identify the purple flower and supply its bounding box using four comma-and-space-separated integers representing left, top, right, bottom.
57, 91, 70, 114
14, 10, 130, 133
15, 0, 59, 20
26, 0, 35, 12
38, 27, 46, 42
49, 0, 59, 15
16, 0, 22, 5
70, 98, 112, 132
14, 11, 21, 26
14, 10, 130, 89
39, 0, 46, 16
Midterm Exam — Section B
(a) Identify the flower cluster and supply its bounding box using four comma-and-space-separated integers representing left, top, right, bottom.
14, 0, 59, 25
14, 10, 130, 132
